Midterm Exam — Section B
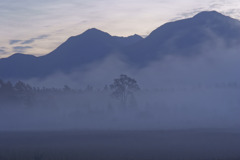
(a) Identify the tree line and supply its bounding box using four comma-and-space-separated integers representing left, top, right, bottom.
0, 75, 140, 107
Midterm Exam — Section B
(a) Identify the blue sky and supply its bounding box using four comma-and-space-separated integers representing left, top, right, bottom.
0, 0, 240, 58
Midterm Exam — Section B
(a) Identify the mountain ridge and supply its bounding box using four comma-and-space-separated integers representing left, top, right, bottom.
124, 11, 240, 65
1, 11, 240, 79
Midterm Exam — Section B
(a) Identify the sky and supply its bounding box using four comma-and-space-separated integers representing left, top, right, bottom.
0, 0, 240, 58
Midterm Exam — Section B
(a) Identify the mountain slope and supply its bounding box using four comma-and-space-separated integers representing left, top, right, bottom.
1, 11, 240, 79
0, 29, 143, 78
125, 11, 240, 65
0, 54, 38, 78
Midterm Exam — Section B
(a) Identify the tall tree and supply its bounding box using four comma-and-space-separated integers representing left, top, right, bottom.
110, 74, 140, 106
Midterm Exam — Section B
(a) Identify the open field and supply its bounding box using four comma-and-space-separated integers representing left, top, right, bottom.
0, 129, 240, 160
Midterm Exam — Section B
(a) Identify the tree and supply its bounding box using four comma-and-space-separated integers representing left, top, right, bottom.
110, 74, 140, 106
14, 81, 32, 93
0, 80, 15, 101
63, 85, 71, 92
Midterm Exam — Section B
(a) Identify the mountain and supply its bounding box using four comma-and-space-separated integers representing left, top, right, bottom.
0, 53, 38, 78
37, 29, 143, 75
124, 11, 240, 65
0, 28, 143, 78
1, 11, 240, 79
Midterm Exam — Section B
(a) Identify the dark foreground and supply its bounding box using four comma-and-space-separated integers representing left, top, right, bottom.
0, 129, 240, 160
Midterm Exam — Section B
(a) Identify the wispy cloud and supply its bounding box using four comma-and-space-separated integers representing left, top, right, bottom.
21, 35, 49, 45
13, 46, 32, 53
0, 0, 240, 57
0, 49, 7, 55
9, 40, 22, 45
0, 47, 6, 52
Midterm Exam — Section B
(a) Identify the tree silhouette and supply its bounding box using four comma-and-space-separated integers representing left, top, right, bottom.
110, 74, 140, 106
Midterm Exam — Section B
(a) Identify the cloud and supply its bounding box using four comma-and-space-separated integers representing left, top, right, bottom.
21, 39, 35, 45
1, 0, 240, 57
0, 49, 7, 55
174, 9, 204, 20
0, 47, 8, 55
13, 46, 32, 53
21, 35, 49, 45
9, 40, 22, 45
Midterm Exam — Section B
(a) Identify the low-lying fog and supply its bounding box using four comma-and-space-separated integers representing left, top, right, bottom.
0, 46, 240, 131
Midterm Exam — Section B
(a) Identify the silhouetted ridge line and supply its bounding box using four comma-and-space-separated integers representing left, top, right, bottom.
0, 11, 240, 79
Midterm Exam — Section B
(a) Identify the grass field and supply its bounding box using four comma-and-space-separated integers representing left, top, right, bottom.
0, 129, 240, 160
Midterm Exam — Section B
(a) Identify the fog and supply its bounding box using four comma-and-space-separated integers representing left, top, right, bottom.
0, 45, 240, 131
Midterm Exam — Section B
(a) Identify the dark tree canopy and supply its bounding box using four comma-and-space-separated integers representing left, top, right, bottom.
110, 74, 140, 105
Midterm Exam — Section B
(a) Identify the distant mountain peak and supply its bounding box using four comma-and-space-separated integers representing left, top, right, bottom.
194, 10, 222, 16
81, 28, 111, 37
8, 53, 36, 59
193, 11, 229, 20
85, 28, 104, 33
130, 34, 143, 39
